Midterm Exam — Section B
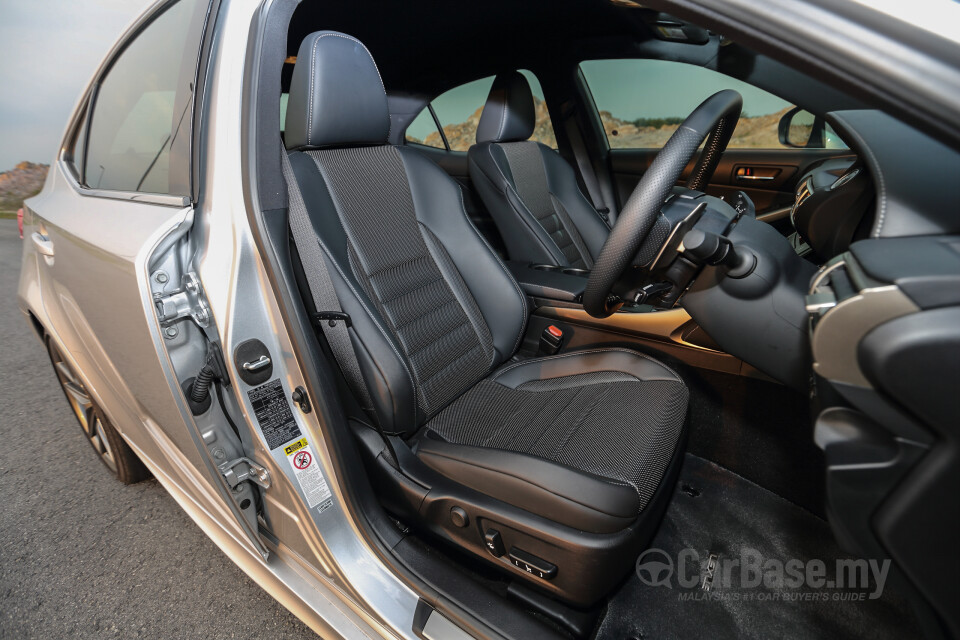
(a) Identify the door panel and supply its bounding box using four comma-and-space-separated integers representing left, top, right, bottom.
34, 171, 203, 472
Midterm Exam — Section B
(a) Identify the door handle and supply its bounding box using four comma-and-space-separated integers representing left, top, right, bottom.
735, 167, 780, 182
31, 232, 55, 256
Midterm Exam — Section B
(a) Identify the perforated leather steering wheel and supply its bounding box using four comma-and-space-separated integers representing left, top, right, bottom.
582, 90, 743, 318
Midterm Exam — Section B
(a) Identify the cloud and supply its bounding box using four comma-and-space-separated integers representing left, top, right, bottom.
0, 0, 152, 170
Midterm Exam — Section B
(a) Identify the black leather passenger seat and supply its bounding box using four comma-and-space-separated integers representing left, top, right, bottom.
283, 30, 689, 606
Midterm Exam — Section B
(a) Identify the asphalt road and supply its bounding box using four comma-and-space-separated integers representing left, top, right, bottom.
0, 220, 317, 639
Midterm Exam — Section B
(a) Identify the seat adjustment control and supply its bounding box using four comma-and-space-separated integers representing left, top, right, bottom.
450, 506, 469, 527
508, 547, 557, 580
483, 529, 504, 557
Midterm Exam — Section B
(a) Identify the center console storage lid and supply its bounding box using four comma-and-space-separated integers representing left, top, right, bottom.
507, 261, 588, 303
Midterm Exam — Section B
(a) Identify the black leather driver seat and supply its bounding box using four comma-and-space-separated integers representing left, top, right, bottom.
284, 32, 688, 606
468, 71, 612, 268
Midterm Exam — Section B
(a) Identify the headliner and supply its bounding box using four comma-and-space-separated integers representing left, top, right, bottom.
286, 0, 654, 95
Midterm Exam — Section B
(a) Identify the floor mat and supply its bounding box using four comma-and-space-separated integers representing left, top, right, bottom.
597, 454, 919, 640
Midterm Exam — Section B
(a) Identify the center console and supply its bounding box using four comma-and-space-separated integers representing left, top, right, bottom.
506, 261, 761, 377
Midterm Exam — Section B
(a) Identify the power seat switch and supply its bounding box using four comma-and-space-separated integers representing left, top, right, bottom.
484, 529, 504, 557
508, 547, 557, 580
538, 325, 564, 356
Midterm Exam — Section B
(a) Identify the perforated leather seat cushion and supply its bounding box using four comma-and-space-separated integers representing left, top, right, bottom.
423, 349, 689, 512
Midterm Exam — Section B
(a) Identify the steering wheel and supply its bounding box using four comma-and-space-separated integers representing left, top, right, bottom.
582, 90, 743, 318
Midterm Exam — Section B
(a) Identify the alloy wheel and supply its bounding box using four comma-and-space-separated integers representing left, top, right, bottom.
48, 342, 118, 473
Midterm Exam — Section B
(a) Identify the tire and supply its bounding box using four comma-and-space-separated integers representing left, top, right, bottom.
46, 338, 150, 484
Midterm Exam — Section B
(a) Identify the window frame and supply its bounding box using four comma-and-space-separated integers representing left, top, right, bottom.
58, 0, 215, 208
404, 103, 450, 151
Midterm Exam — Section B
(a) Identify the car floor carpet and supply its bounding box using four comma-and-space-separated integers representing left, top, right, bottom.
597, 453, 920, 640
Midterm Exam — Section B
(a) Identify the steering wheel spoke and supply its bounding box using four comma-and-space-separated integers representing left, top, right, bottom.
582, 90, 743, 318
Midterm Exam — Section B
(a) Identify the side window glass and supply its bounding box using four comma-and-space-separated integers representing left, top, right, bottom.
430, 76, 494, 152
84, 0, 206, 195
520, 70, 557, 148
405, 70, 556, 152
280, 93, 289, 134
579, 59, 846, 150
405, 107, 445, 149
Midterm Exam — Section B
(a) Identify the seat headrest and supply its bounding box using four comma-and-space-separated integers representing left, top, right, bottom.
476, 71, 536, 144
285, 31, 390, 150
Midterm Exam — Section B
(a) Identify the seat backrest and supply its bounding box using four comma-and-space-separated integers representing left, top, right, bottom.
285, 32, 528, 436
467, 72, 611, 268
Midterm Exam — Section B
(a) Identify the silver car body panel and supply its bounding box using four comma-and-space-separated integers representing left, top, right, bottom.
17, 0, 444, 637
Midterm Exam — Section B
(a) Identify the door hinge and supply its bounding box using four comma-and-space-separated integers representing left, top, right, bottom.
219, 457, 271, 490
154, 272, 211, 328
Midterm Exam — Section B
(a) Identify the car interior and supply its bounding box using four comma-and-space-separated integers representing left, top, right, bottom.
247, 0, 959, 637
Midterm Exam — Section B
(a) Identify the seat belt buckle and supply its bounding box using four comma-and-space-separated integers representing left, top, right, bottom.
313, 311, 351, 328
538, 325, 564, 356
596, 207, 610, 222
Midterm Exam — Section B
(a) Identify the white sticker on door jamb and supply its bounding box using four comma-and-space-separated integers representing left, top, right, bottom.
283, 437, 333, 512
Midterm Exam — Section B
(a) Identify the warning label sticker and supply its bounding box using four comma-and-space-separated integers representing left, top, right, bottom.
248, 379, 302, 450
283, 437, 333, 511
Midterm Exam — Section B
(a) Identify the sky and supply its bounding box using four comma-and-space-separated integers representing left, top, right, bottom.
3, 0, 956, 172
0, 0, 152, 172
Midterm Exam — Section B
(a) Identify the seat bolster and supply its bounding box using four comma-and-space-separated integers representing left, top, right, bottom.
416, 437, 640, 534
467, 143, 568, 266
492, 347, 684, 389
538, 144, 611, 260
399, 147, 527, 362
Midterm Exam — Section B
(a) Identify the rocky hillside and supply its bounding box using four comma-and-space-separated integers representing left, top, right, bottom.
410, 100, 791, 151
601, 108, 792, 149
0, 162, 48, 212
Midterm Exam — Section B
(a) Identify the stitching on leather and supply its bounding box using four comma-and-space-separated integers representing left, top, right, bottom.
420, 447, 636, 518
832, 113, 887, 237
524, 385, 589, 454
307, 35, 321, 146
514, 371, 640, 390
492, 347, 682, 383
552, 384, 611, 460
304, 33, 389, 145
454, 185, 529, 356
